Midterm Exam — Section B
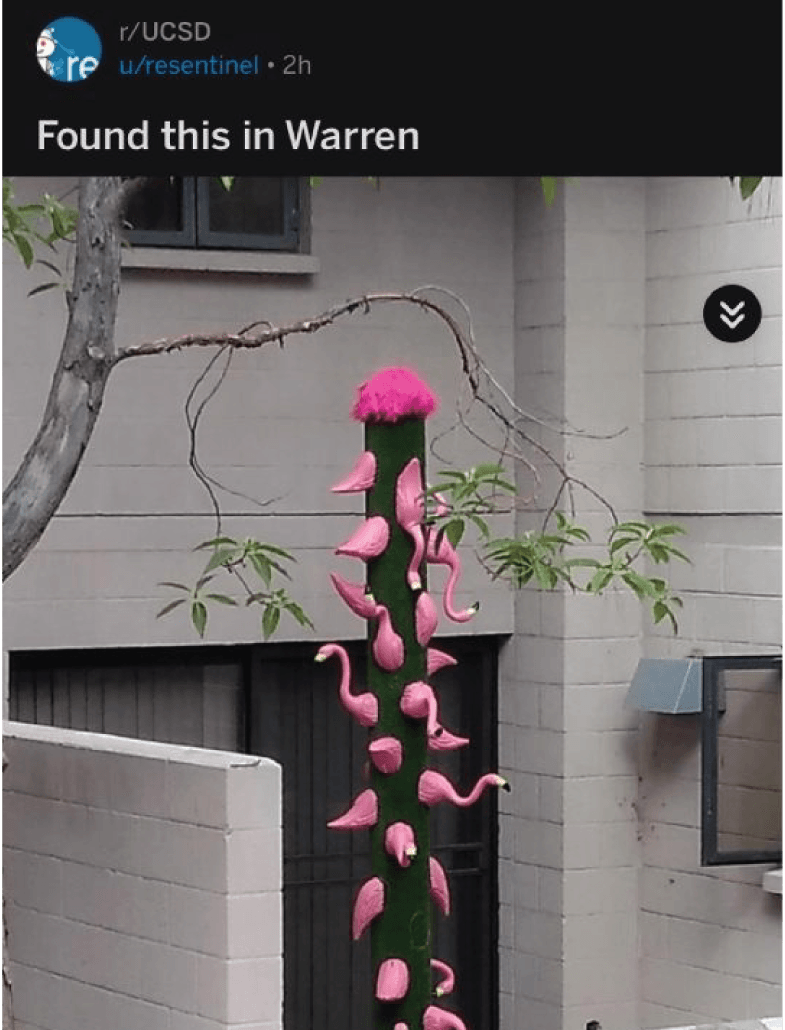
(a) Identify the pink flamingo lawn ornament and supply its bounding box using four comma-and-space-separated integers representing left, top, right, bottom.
329, 573, 404, 670
335, 515, 390, 560
400, 681, 443, 738
368, 736, 403, 774
426, 528, 479, 623
326, 366, 506, 1030
428, 856, 451, 916
385, 821, 418, 867
315, 643, 378, 728
415, 590, 439, 646
423, 1005, 467, 1030
427, 647, 457, 675
396, 457, 427, 590
427, 727, 470, 752
431, 958, 455, 997
331, 450, 377, 493
376, 957, 410, 1002
327, 788, 379, 830
330, 572, 378, 619
352, 876, 385, 940
372, 603, 405, 671
418, 769, 509, 808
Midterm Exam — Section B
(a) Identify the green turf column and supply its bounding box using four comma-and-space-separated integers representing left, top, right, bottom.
365, 417, 431, 1030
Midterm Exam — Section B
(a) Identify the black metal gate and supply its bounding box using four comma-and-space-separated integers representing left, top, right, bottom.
9, 636, 499, 1030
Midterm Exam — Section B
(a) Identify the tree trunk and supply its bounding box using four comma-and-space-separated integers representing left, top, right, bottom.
3, 177, 124, 580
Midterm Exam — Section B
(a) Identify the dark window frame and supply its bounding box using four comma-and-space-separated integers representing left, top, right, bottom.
124, 176, 302, 252
700, 653, 782, 866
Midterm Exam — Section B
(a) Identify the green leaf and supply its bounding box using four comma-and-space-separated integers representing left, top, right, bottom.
205, 593, 238, 605
466, 513, 490, 540
249, 553, 273, 587
444, 520, 465, 548
202, 547, 241, 573
262, 604, 281, 641
652, 601, 668, 623
156, 598, 186, 618
564, 557, 602, 569
251, 541, 295, 560
609, 536, 639, 555
611, 520, 649, 536
284, 600, 315, 630
588, 567, 614, 593
191, 600, 207, 638
158, 581, 190, 591
219, 176, 235, 191
194, 536, 237, 550
13, 233, 34, 267
541, 177, 558, 206
622, 570, 657, 596
649, 523, 686, 538
739, 176, 764, 200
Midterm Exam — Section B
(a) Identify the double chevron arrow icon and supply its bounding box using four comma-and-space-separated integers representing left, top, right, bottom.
719, 299, 745, 328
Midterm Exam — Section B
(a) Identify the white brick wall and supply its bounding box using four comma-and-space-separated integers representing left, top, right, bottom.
640, 176, 782, 1029
3, 721, 283, 1030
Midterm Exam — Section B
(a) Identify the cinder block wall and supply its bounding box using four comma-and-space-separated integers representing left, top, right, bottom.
3, 721, 283, 1030
503, 177, 647, 1030
638, 177, 783, 1029
2, 176, 516, 651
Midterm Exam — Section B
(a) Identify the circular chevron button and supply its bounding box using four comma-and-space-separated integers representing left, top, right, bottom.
703, 284, 762, 342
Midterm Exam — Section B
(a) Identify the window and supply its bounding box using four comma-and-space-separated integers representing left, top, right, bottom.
123, 176, 302, 251
701, 654, 782, 866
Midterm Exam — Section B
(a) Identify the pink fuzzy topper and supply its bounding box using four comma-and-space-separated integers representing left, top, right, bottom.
352, 367, 438, 423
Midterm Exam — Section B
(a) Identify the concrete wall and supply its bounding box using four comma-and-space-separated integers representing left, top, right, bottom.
638, 177, 782, 1030
3, 176, 516, 651
501, 177, 647, 1030
3, 721, 283, 1030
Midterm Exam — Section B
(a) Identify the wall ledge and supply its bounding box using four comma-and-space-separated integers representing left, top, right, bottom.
121, 246, 320, 275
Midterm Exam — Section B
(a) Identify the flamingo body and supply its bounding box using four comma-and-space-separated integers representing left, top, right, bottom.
352, 876, 385, 940
385, 821, 417, 867
396, 457, 426, 589
330, 572, 377, 619
376, 957, 409, 1002
328, 788, 379, 830
427, 647, 458, 675
428, 856, 451, 916
400, 681, 442, 738
418, 770, 507, 808
423, 1005, 467, 1030
368, 736, 403, 774
415, 591, 439, 646
373, 604, 405, 671
426, 529, 478, 623
315, 643, 378, 728
335, 516, 389, 560
331, 450, 377, 493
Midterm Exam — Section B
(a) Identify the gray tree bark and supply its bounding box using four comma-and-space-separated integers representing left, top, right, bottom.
2, 177, 125, 581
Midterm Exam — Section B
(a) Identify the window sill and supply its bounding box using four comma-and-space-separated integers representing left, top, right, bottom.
121, 246, 320, 276
762, 868, 782, 894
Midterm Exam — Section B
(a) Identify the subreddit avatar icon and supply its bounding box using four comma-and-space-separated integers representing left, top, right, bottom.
37, 17, 102, 82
